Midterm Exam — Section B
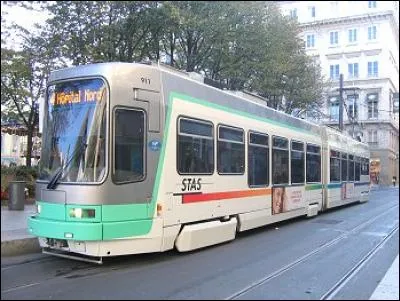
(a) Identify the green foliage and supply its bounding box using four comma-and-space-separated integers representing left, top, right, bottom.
2, 0, 328, 131
1, 165, 39, 199
1, 8, 64, 167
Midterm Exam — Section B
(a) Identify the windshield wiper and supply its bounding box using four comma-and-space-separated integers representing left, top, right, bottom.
47, 142, 87, 190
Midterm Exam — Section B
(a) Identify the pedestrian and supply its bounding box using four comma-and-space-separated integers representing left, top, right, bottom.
392, 176, 396, 187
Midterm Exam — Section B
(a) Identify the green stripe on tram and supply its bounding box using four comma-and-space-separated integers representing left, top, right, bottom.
146, 91, 175, 221
170, 92, 319, 137
326, 183, 342, 189
30, 202, 153, 240
305, 184, 323, 191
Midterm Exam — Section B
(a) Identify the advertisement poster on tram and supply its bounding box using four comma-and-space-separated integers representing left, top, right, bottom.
341, 183, 355, 199
272, 186, 305, 214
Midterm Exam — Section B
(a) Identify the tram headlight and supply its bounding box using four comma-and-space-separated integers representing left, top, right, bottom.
69, 208, 95, 219
71, 208, 83, 218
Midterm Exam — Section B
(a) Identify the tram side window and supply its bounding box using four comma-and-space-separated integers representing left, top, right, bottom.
355, 156, 361, 181
178, 118, 214, 174
348, 154, 355, 181
341, 153, 348, 181
218, 125, 245, 174
306, 144, 321, 183
273, 136, 289, 184
361, 158, 369, 176
330, 150, 341, 182
248, 132, 269, 186
114, 109, 145, 183
291, 141, 304, 184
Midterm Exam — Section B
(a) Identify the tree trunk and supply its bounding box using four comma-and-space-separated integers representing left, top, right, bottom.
26, 129, 33, 167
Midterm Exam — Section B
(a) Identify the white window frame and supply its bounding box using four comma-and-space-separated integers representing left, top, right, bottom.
368, 61, 378, 77
330, 31, 339, 45
309, 6, 315, 18
348, 28, 357, 43
368, 1, 376, 8
348, 63, 359, 79
306, 34, 315, 48
290, 8, 297, 19
330, 64, 340, 79
368, 26, 377, 40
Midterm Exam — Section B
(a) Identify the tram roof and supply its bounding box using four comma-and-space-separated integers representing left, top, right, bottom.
48, 62, 367, 145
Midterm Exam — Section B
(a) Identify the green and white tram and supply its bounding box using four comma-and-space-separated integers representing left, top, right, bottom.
28, 62, 370, 263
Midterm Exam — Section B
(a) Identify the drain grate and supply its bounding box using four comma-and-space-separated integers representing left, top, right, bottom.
312, 219, 342, 225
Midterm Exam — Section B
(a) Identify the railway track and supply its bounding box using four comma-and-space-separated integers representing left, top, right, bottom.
225, 203, 399, 300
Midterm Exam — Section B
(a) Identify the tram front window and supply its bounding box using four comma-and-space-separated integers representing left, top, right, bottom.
39, 79, 107, 183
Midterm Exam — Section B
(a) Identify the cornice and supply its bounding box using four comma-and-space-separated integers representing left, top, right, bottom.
327, 78, 398, 91
300, 11, 397, 28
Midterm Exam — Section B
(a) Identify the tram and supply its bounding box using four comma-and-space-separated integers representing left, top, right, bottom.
28, 62, 370, 263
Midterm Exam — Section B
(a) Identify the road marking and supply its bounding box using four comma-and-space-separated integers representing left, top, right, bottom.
2, 282, 40, 294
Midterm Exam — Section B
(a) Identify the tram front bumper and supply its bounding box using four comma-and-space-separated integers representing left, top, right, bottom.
28, 215, 102, 241
28, 215, 154, 241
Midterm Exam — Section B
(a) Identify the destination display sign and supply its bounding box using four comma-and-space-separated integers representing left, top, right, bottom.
50, 87, 105, 106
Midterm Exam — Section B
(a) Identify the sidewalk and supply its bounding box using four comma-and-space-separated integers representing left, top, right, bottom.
1, 204, 40, 256
370, 255, 399, 300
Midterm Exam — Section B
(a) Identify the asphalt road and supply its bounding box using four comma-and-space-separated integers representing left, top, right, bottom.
1, 188, 398, 300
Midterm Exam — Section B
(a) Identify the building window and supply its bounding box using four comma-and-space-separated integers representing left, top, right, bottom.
329, 96, 340, 120
306, 34, 315, 48
309, 6, 316, 18
368, 61, 378, 77
348, 29, 357, 43
290, 8, 297, 19
291, 141, 305, 184
306, 144, 321, 183
330, 31, 339, 45
330, 64, 340, 79
348, 63, 359, 78
368, 130, 377, 143
368, 1, 376, 8
272, 136, 289, 184
368, 26, 377, 40
367, 93, 379, 119
178, 117, 214, 174
217, 125, 244, 174
248, 132, 269, 187
347, 94, 358, 120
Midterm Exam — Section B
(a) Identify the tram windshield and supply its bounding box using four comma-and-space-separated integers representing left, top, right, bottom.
39, 78, 107, 183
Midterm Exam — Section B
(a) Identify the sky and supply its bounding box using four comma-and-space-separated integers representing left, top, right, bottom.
1, 2, 48, 50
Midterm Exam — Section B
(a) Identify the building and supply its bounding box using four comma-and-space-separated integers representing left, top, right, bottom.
1, 125, 41, 166
279, 1, 399, 186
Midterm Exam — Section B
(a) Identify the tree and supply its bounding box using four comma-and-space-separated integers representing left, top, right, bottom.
1, 24, 62, 167
158, 1, 230, 72
246, 7, 326, 116
3, 0, 327, 150
42, 1, 160, 65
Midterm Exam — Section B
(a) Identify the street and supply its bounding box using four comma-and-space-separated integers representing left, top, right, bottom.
1, 188, 398, 300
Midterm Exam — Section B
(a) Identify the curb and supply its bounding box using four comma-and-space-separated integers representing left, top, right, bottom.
1, 237, 41, 257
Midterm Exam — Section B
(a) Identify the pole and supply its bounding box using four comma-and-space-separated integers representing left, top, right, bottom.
339, 73, 344, 131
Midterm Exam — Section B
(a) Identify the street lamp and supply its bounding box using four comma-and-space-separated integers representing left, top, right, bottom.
334, 76, 360, 132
